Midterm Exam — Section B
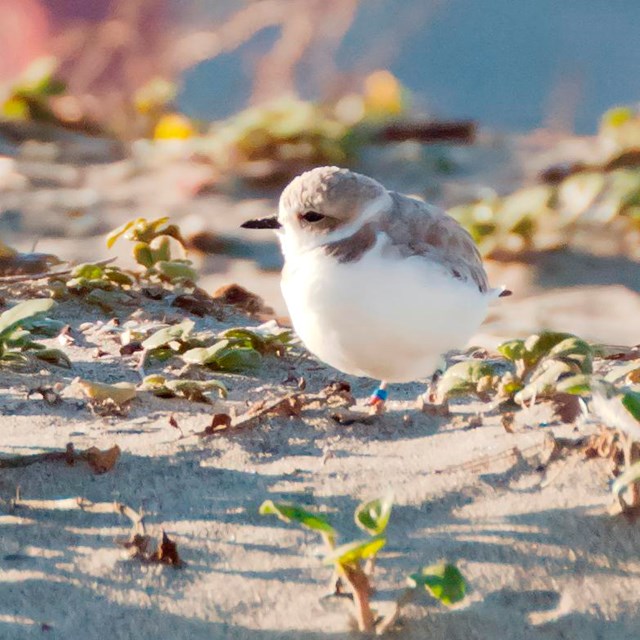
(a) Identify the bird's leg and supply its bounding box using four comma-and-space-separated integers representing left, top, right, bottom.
418, 368, 450, 416
426, 368, 442, 403
366, 381, 388, 414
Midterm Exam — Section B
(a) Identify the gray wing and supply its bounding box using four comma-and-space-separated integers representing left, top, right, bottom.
383, 192, 490, 293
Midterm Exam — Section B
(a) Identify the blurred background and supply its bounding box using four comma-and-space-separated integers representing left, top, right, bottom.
2, 0, 640, 344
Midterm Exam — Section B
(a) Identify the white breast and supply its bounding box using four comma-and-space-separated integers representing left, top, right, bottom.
281, 237, 492, 382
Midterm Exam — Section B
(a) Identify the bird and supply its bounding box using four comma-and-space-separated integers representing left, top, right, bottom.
242, 166, 508, 411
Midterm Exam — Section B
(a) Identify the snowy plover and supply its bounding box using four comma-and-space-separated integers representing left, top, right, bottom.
242, 166, 507, 409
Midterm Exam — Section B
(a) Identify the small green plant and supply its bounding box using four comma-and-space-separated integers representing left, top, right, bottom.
259, 495, 466, 634
51, 217, 199, 313
586, 380, 640, 512
205, 97, 353, 179
499, 332, 593, 404
140, 319, 205, 362
1, 57, 66, 124
220, 324, 294, 357
447, 106, 640, 258
438, 331, 593, 406
203, 74, 408, 184
141, 374, 227, 403
107, 216, 197, 284
138, 320, 293, 374
181, 339, 262, 372
138, 320, 255, 373
180, 323, 294, 372
53, 262, 135, 312
0, 299, 70, 368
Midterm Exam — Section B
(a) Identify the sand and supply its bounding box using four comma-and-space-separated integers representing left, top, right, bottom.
1, 130, 640, 639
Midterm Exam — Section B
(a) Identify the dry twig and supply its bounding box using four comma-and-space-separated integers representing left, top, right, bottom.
11, 494, 146, 538
0, 258, 115, 284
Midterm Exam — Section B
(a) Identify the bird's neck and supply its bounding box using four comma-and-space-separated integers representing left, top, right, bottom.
279, 190, 392, 261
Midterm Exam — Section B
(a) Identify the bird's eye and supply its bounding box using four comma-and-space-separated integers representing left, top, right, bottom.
301, 211, 325, 223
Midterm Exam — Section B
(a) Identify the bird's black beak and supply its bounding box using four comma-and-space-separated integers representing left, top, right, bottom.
241, 215, 281, 230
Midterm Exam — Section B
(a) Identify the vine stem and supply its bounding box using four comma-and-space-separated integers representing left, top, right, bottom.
341, 564, 375, 633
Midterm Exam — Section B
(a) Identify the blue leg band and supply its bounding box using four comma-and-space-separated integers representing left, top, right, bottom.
372, 387, 388, 401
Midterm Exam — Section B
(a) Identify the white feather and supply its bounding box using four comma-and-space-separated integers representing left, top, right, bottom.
282, 235, 492, 382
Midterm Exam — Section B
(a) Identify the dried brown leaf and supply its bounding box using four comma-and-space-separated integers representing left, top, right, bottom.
86, 445, 121, 474
625, 368, 640, 385
602, 347, 640, 362
150, 531, 182, 566
27, 385, 62, 405
212, 283, 273, 316
120, 341, 143, 356
200, 413, 233, 436
211, 413, 232, 429
320, 380, 355, 407
172, 288, 221, 318
141, 287, 165, 300
248, 395, 303, 418
583, 428, 623, 467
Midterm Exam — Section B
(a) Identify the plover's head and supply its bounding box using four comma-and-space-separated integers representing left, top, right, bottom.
241, 166, 392, 256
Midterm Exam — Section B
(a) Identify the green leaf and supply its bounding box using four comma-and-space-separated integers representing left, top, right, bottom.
522, 332, 576, 367
0, 299, 55, 341
182, 340, 230, 365
497, 339, 526, 362
0, 351, 29, 364
33, 348, 72, 368
497, 372, 524, 398
222, 328, 267, 350
133, 242, 155, 268
222, 326, 294, 355
557, 172, 606, 221
498, 185, 551, 232
182, 341, 261, 371
19, 316, 66, 337
556, 374, 592, 395
545, 337, 593, 373
71, 263, 106, 280
621, 390, 640, 421
145, 347, 177, 363
214, 346, 261, 371
106, 219, 139, 248
323, 536, 386, 567
155, 260, 198, 282
105, 268, 134, 287
76, 379, 137, 404
438, 360, 496, 398
151, 235, 172, 263
515, 360, 577, 403
85, 289, 129, 313
259, 500, 336, 538
4, 329, 35, 349
142, 319, 195, 350
408, 563, 466, 606
354, 494, 393, 535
